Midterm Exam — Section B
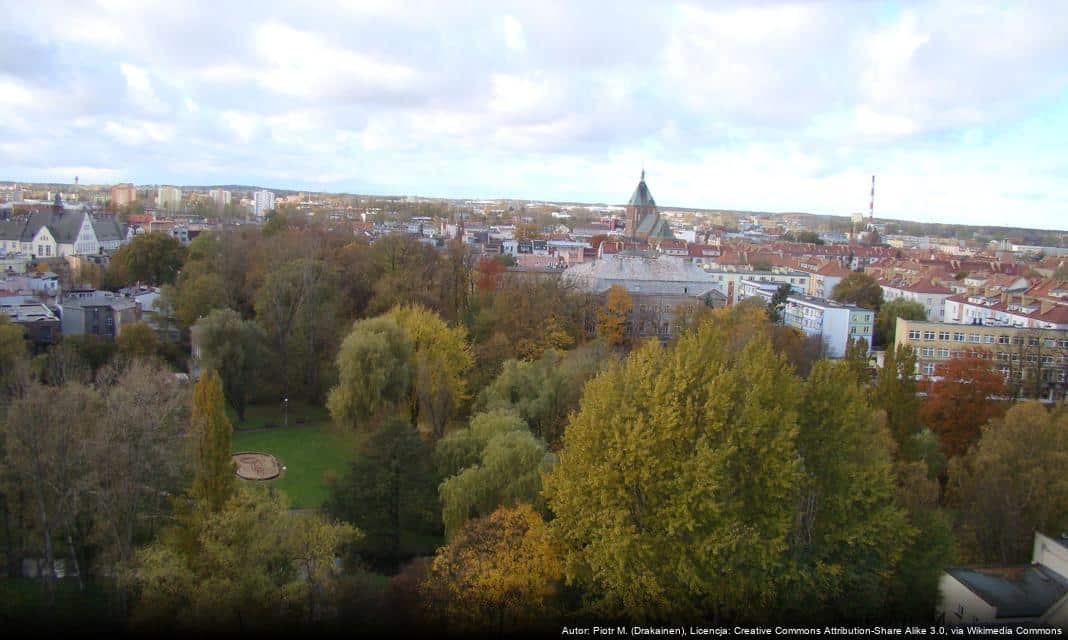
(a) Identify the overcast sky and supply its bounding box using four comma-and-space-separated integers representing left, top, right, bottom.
2, 1, 1067, 229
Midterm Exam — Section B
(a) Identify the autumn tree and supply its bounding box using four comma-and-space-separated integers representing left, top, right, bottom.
385, 305, 474, 438
116, 321, 160, 362
160, 271, 229, 329
109, 232, 187, 286
831, 272, 884, 310
192, 309, 266, 422
421, 504, 564, 635
876, 298, 927, 347
514, 223, 543, 242
254, 258, 341, 403
597, 285, 632, 347
920, 354, 1006, 457
325, 418, 439, 571
127, 487, 356, 632
328, 317, 413, 430
438, 410, 555, 538
948, 401, 1068, 564
874, 344, 922, 448
189, 370, 235, 512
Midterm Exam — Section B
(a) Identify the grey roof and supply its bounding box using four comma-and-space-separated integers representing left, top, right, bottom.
946, 565, 1068, 618
565, 254, 726, 298
62, 295, 138, 311
0, 210, 84, 243
628, 171, 656, 208
92, 217, 124, 242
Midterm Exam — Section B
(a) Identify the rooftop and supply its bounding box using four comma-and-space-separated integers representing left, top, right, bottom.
946, 565, 1068, 619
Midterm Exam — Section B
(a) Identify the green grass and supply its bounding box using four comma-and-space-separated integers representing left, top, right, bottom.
232, 417, 363, 509
227, 401, 331, 431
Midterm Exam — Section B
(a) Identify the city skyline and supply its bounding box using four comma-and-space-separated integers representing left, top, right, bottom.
2, 1, 1068, 229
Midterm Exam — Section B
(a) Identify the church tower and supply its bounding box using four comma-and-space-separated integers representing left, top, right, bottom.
624, 170, 673, 241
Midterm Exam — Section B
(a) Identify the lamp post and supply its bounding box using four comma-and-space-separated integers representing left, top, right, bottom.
283, 397, 289, 428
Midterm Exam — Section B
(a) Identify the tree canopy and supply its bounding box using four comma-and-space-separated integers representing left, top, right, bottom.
831, 272, 884, 310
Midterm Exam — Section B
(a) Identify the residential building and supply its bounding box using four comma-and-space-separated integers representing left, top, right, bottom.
895, 318, 1068, 401
938, 532, 1068, 627
943, 289, 1068, 331
253, 190, 275, 218
0, 210, 125, 257
880, 277, 953, 321
110, 183, 137, 208
1, 298, 60, 351
780, 294, 873, 357
700, 265, 811, 306
564, 253, 725, 340
157, 186, 182, 211
60, 295, 141, 339
209, 188, 231, 212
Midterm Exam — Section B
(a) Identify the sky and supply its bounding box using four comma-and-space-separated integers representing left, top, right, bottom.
1, 1, 1067, 230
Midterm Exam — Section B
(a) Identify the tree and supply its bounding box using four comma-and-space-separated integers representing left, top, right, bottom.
325, 418, 439, 571
189, 370, 235, 512
127, 487, 357, 632
475, 256, 506, 293
948, 401, 1068, 564
831, 272, 884, 310
116, 321, 160, 362
385, 305, 474, 438
875, 298, 927, 347
597, 285, 631, 347
88, 360, 190, 609
439, 414, 555, 538
2, 383, 101, 607
421, 504, 564, 635
874, 344, 922, 448
255, 258, 341, 402
767, 282, 792, 323
161, 271, 229, 329
192, 309, 266, 422
0, 314, 28, 398
920, 354, 1006, 457
544, 328, 805, 621
328, 317, 413, 430
109, 233, 187, 286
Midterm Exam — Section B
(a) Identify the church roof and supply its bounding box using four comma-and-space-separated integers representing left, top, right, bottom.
628, 170, 656, 208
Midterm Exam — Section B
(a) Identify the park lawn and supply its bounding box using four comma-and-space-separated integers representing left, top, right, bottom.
227, 401, 331, 431
232, 423, 363, 509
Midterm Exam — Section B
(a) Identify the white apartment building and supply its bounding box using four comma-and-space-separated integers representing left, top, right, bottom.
879, 277, 952, 322
783, 294, 874, 357
157, 186, 182, 211
209, 188, 231, 211
700, 265, 811, 305
253, 190, 275, 218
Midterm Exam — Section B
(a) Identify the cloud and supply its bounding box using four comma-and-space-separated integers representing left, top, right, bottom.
0, 1, 1066, 229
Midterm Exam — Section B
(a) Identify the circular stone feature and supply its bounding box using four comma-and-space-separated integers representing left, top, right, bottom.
233, 452, 283, 481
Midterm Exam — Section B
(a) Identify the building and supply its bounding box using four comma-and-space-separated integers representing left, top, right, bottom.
624, 171, 674, 241
778, 294, 873, 357
253, 190, 275, 218
564, 253, 725, 340
157, 186, 182, 211
0, 210, 125, 257
895, 318, 1068, 400
60, 295, 141, 339
209, 188, 232, 213
0, 298, 60, 351
700, 265, 811, 306
938, 532, 1068, 627
943, 290, 1068, 331
110, 183, 137, 209
880, 277, 953, 321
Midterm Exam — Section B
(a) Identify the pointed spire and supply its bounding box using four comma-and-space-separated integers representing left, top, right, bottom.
640, 168, 645, 182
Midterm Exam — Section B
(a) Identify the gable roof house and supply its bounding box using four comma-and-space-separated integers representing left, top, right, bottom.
0, 210, 125, 257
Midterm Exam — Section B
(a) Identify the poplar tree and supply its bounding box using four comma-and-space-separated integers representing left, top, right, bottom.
189, 369, 235, 512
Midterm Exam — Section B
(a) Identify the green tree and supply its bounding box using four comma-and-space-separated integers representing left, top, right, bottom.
544, 327, 804, 621
325, 418, 439, 571
831, 272, 884, 310
161, 271, 229, 329
438, 410, 555, 538
767, 282, 793, 323
875, 298, 927, 347
328, 317, 413, 430
948, 401, 1068, 563
127, 487, 357, 632
874, 344, 922, 448
109, 232, 187, 286
189, 370, 235, 512
0, 314, 29, 398
192, 309, 266, 422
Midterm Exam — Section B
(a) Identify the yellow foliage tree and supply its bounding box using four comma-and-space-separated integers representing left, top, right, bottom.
597, 285, 632, 347
422, 504, 564, 634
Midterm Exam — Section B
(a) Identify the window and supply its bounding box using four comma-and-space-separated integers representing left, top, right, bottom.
1012, 336, 1024, 346
908, 330, 921, 340
923, 363, 935, 375
984, 335, 994, 344
1029, 337, 1040, 347
1043, 338, 1056, 348
954, 333, 965, 342
969, 333, 981, 343
938, 332, 950, 340
923, 331, 936, 340
998, 335, 1009, 344
939, 348, 950, 358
